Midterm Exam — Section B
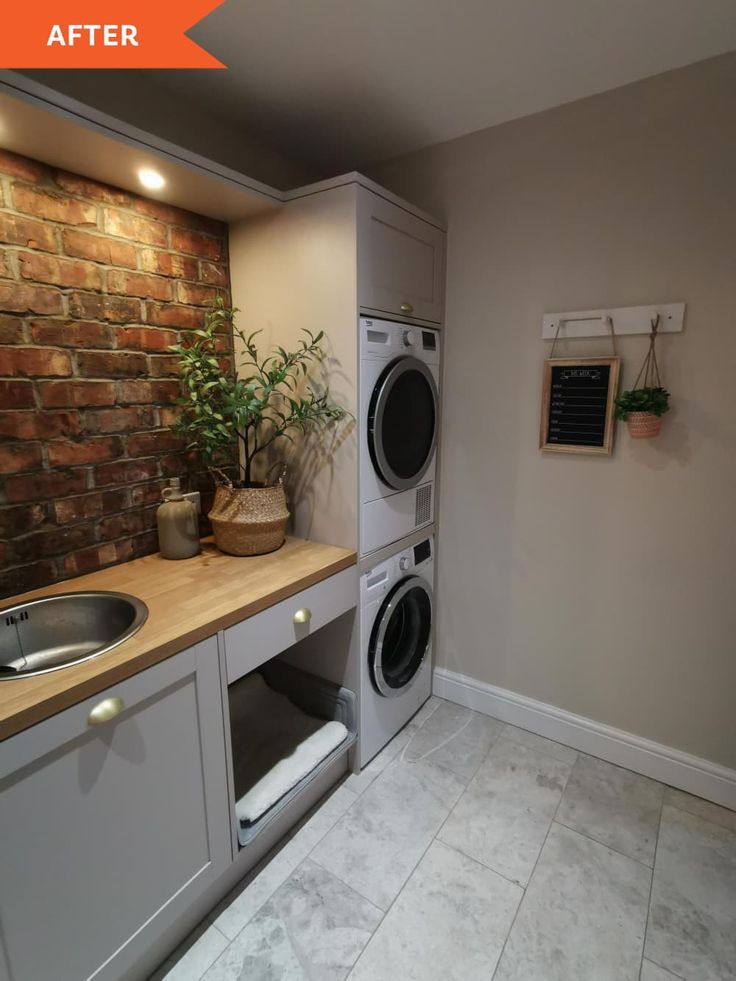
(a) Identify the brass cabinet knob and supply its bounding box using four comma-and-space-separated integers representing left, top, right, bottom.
87, 696, 125, 727
400, 302, 413, 314
293, 608, 312, 625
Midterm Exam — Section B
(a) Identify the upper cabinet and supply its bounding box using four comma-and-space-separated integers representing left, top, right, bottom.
358, 188, 445, 325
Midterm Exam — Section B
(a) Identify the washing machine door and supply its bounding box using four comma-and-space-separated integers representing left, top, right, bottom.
369, 575, 433, 697
367, 357, 439, 491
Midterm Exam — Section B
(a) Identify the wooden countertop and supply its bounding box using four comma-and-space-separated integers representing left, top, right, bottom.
0, 538, 356, 741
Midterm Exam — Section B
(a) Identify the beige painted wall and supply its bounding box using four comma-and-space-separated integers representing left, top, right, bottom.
371, 54, 736, 769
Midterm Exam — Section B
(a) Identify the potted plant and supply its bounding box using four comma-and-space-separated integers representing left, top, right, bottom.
170, 300, 346, 555
614, 386, 670, 438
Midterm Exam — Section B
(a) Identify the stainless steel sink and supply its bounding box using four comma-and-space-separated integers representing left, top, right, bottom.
0, 592, 148, 679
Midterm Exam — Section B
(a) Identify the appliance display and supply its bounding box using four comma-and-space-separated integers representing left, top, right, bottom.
359, 317, 440, 555
358, 534, 434, 766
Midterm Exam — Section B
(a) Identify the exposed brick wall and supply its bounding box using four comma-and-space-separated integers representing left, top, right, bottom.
0, 150, 232, 599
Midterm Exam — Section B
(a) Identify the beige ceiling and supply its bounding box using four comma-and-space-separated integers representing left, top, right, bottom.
147, 0, 736, 175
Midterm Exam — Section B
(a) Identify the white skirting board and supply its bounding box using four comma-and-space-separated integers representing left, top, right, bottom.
433, 667, 736, 811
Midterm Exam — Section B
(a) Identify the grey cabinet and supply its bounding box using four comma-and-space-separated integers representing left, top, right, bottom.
358, 187, 445, 324
0, 638, 230, 981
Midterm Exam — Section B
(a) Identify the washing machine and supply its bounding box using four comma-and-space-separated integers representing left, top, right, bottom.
360, 317, 440, 556
358, 534, 434, 767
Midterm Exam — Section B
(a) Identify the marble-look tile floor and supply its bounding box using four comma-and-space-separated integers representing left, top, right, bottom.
151, 696, 736, 981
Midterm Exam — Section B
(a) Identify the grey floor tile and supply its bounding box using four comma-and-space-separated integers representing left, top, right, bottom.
345, 725, 418, 795
556, 754, 663, 865
349, 839, 521, 981
494, 823, 650, 981
663, 786, 736, 834
401, 700, 504, 781
203, 861, 382, 981
500, 724, 578, 765
213, 785, 357, 940
438, 739, 572, 886
412, 694, 443, 727
640, 959, 683, 980
645, 804, 736, 980
149, 919, 228, 981
312, 756, 466, 909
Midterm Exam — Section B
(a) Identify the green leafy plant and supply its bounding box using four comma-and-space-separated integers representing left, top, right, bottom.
614, 386, 671, 421
169, 300, 346, 487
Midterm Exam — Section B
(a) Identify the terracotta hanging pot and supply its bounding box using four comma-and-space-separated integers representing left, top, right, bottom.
208, 484, 289, 556
625, 412, 663, 439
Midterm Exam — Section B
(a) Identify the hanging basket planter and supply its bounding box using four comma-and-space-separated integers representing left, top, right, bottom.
625, 411, 663, 439
614, 315, 671, 440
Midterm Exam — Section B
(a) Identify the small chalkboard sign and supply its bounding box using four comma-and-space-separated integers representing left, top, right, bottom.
540, 357, 620, 455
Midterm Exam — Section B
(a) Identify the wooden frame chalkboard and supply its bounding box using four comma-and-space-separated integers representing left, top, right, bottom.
540, 357, 620, 455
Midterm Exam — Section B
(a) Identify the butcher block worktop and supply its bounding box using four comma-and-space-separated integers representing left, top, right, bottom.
0, 537, 356, 741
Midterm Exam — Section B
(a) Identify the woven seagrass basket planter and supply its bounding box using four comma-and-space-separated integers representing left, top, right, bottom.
626, 412, 663, 439
209, 484, 289, 556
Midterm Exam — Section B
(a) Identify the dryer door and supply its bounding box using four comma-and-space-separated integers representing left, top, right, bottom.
367, 357, 439, 491
369, 575, 433, 697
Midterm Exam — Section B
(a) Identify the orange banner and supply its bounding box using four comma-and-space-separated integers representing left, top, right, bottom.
0, 0, 226, 68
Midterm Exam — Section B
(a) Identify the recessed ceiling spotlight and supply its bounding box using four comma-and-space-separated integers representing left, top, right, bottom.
138, 168, 165, 191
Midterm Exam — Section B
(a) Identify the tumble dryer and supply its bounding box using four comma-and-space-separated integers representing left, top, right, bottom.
359, 317, 440, 555
358, 534, 434, 766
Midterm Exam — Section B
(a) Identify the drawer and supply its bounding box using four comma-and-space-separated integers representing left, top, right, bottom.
224, 567, 357, 684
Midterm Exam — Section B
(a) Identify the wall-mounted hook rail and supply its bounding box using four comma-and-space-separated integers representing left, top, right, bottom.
542, 303, 685, 340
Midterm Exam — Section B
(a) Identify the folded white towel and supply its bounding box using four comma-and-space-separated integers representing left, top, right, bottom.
231, 672, 348, 826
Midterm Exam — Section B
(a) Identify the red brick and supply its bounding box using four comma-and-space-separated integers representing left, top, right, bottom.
94, 457, 158, 486
98, 508, 156, 541
12, 184, 97, 225
0, 248, 10, 278
159, 451, 201, 476
53, 489, 127, 524
48, 436, 123, 466
0, 150, 47, 183
0, 442, 43, 473
120, 379, 180, 404
77, 350, 148, 377
132, 198, 225, 236
149, 354, 182, 377
127, 429, 184, 456
30, 318, 112, 348
39, 380, 116, 407
3, 347, 72, 377
177, 281, 222, 306
199, 261, 229, 287
0, 503, 46, 538
103, 209, 167, 247
0, 314, 25, 343
0, 282, 63, 315
85, 406, 155, 433
0, 561, 57, 600
9, 525, 96, 563
117, 325, 176, 351
0, 380, 35, 409
139, 249, 198, 279
0, 409, 81, 440
5, 469, 88, 502
61, 229, 136, 268
108, 270, 173, 301
69, 292, 140, 322
170, 228, 223, 260
54, 172, 131, 206
18, 251, 102, 291
64, 540, 133, 575
129, 479, 168, 506
0, 213, 58, 253
159, 406, 183, 428
145, 302, 204, 329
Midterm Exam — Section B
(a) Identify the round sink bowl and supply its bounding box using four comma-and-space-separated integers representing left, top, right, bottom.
0, 591, 148, 680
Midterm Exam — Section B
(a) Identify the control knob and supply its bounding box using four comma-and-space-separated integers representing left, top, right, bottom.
402, 329, 415, 347
399, 556, 411, 571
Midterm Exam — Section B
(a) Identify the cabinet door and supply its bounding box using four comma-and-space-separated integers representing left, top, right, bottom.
0, 638, 230, 981
358, 188, 445, 324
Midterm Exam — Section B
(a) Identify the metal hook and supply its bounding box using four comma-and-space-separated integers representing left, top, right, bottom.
650, 313, 660, 335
